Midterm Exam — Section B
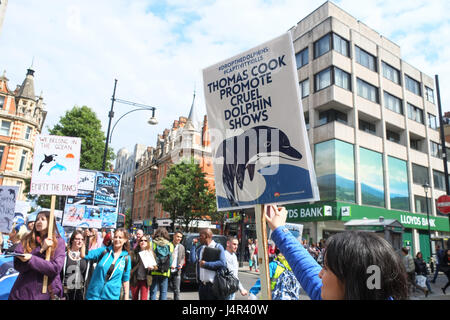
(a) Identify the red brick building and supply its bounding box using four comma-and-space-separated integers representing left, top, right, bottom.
0, 68, 46, 199
132, 94, 215, 230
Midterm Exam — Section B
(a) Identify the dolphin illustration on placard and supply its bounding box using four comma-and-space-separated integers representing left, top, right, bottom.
38, 154, 58, 172
215, 125, 303, 206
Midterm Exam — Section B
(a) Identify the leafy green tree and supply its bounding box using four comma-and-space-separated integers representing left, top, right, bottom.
25, 106, 114, 208
155, 158, 217, 232
124, 208, 132, 230
48, 105, 115, 170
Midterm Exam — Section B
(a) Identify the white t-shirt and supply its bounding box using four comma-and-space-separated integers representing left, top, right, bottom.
199, 240, 218, 284
224, 250, 244, 291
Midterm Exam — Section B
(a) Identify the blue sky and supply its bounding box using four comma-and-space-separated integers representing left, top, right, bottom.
1, 0, 449, 159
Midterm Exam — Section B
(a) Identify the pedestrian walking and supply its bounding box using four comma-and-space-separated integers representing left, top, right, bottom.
190, 228, 226, 300
224, 236, 248, 300
265, 204, 408, 300
401, 247, 425, 296
432, 244, 444, 283
81, 228, 131, 300
169, 231, 185, 300
441, 249, 450, 294
130, 234, 153, 300
150, 227, 173, 300
250, 239, 259, 272
62, 230, 89, 300
414, 252, 431, 296
9, 210, 66, 300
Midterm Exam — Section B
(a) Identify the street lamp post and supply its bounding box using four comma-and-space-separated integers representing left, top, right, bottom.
423, 183, 433, 262
102, 79, 158, 171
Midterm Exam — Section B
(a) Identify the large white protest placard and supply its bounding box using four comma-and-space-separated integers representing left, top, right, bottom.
139, 250, 157, 269
202, 33, 319, 211
0, 186, 19, 233
30, 135, 81, 196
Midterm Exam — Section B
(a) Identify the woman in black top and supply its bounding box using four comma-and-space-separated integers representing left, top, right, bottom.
62, 230, 89, 300
414, 252, 433, 294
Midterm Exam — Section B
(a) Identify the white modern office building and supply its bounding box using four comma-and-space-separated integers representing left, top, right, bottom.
285, 1, 449, 260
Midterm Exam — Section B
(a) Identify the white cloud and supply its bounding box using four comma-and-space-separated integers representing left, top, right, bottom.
1, 0, 449, 161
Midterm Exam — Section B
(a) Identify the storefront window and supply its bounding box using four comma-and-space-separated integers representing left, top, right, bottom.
388, 156, 409, 211
359, 147, 385, 207
315, 139, 355, 202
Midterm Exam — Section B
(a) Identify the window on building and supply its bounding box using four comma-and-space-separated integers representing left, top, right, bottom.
428, 113, 438, 130
0, 95, 5, 109
381, 62, 401, 85
315, 67, 332, 91
334, 67, 351, 90
425, 86, 435, 104
314, 34, 331, 58
430, 141, 442, 158
410, 138, 421, 151
295, 47, 309, 69
357, 78, 379, 103
19, 150, 28, 172
314, 67, 351, 92
405, 75, 421, 96
315, 139, 355, 203
318, 109, 347, 126
415, 195, 431, 214
314, 33, 350, 59
386, 129, 401, 143
360, 147, 385, 207
433, 170, 446, 191
388, 156, 410, 211
299, 78, 310, 98
304, 112, 309, 130
407, 103, 424, 124
0, 145, 4, 164
0, 120, 11, 136
25, 126, 32, 140
412, 163, 428, 185
359, 119, 376, 135
355, 46, 377, 72
384, 91, 403, 114
333, 33, 350, 57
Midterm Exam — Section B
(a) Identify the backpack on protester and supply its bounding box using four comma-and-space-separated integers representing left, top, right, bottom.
272, 260, 301, 300
212, 267, 240, 299
154, 243, 172, 274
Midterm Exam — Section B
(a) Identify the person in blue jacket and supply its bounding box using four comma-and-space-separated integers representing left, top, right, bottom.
265, 205, 408, 300
190, 228, 226, 300
81, 228, 131, 300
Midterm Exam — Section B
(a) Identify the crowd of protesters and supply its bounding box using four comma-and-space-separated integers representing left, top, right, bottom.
1, 207, 449, 301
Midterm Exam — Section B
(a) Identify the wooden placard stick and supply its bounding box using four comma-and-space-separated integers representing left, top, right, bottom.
42, 194, 56, 294
254, 204, 271, 300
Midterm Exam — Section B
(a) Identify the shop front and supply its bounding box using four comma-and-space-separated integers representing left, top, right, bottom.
286, 201, 450, 261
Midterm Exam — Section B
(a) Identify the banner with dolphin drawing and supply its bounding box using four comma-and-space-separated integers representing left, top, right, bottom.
62, 169, 121, 229
30, 135, 81, 196
203, 32, 319, 211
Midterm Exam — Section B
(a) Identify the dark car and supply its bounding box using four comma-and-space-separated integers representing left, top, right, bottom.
180, 233, 227, 287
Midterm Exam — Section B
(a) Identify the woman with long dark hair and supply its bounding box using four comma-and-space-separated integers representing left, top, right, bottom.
9, 211, 66, 300
130, 234, 154, 300
265, 205, 408, 300
62, 230, 90, 300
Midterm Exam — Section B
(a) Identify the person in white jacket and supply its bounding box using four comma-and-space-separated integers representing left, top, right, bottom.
224, 236, 248, 300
